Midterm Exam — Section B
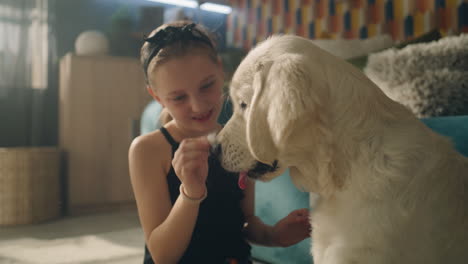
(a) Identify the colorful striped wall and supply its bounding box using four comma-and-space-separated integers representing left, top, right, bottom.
226, 0, 468, 49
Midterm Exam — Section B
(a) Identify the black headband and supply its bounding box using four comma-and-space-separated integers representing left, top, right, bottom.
143, 23, 215, 76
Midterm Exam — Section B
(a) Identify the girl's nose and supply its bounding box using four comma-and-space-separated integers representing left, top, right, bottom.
190, 97, 207, 113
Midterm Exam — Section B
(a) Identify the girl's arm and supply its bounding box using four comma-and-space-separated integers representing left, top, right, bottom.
241, 179, 311, 247
129, 133, 209, 263
241, 179, 277, 246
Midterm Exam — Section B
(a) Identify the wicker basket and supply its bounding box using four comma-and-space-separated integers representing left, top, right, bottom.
0, 147, 62, 226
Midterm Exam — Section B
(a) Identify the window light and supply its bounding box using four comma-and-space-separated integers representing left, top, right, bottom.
199, 2, 232, 14
146, 0, 198, 9
145, 0, 232, 14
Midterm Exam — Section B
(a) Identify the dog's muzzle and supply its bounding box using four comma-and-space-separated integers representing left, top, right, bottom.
208, 131, 279, 178
247, 160, 279, 179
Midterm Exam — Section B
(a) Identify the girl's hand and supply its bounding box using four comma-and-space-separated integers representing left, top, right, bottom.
172, 137, 211, 198
272, 208, 311, 247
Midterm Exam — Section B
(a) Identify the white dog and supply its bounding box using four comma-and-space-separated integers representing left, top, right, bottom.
214, 35, 468, 264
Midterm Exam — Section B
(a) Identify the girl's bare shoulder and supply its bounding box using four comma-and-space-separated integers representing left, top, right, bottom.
129, 129, 172, 176
131, 129, 169, 150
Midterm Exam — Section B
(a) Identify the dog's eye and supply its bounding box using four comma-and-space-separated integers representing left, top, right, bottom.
240, 102, 247, 110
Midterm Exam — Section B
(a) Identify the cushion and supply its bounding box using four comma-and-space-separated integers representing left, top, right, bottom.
346, 29, 442, 70
364, 33, 468, 118
421, 115, 468, 157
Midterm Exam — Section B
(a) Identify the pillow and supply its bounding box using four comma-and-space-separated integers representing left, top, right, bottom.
364, 33, 468, 118
347, 29, 442, 70
421, 115, 468, 157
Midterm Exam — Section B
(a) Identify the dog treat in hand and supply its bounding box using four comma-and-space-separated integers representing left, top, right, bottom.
207, 132, 217, 148
238, 171, 247, 190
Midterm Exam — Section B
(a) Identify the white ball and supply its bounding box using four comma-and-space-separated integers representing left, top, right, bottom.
75, 30, 109, 55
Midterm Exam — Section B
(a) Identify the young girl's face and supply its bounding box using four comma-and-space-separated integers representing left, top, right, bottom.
151, 53, 224, 135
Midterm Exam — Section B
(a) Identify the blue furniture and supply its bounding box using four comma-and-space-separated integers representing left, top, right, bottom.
140, 100, 468, 264
421, 116, 468, 157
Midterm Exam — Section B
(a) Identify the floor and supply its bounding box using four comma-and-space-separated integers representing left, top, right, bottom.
0, 210, 265, 264
0, 210, 146, 264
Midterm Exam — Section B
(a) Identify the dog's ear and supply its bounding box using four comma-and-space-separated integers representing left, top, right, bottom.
246, 62, 277, 164
247, 54, 317, 163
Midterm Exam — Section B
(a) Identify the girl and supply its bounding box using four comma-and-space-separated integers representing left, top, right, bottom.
129, 21, 310, 264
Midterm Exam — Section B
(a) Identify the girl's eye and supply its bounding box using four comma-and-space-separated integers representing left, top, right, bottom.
173, 95, 186, 101
201, 81, 214, 90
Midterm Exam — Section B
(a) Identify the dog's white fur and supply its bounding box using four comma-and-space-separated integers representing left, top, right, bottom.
216, 35, 468, 264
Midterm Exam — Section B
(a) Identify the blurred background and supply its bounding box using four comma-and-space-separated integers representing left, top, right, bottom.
0, 0, 466, 263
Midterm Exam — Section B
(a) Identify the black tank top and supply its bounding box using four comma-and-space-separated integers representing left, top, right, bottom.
144, 127, 251, 264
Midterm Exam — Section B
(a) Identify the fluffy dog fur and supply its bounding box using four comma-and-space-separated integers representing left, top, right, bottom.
215, 35, 468, 264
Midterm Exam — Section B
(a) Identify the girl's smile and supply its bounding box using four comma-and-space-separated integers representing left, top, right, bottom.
192, 109, 213, 122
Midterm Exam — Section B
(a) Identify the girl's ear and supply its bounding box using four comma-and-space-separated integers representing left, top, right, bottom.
146, 85, 163, 105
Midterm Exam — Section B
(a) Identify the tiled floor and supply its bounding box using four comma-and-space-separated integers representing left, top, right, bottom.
0, 210, 266, 264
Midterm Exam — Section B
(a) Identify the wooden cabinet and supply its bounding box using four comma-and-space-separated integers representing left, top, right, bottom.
59, 53, 151, 215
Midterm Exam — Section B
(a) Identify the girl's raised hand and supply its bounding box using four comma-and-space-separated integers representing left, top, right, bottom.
172, 137, 211, 198
272, 208, 311, 247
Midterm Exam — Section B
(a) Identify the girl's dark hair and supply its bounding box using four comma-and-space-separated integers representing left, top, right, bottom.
140, 20, 218, 85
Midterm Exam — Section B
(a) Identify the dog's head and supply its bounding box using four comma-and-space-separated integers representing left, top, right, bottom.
214, 35, 411, 195
215, 35, 332, 184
